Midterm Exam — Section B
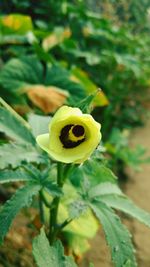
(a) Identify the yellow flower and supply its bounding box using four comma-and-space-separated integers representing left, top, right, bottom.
36, 106, 101, 163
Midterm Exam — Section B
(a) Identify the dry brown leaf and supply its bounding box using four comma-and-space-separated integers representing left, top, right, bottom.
13, 104, 31, 115
26, 85, 68, 113
42, 27, 71, 51
32, 214, 42, 230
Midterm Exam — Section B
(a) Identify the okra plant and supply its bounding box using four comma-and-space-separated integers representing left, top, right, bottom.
0, 96, 150, 267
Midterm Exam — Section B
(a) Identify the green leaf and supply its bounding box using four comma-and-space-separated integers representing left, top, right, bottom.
0, 98, 35, 145
0, 57, 43, 92
0, 33, 30, 45
28, 113, 51, 138
0, 143, 45, 169
123, 259, 132, 267
32, 228, 77, 267
43, 181, 63, 197
0, 57, 86, 105
100, 194, 150, 228
71, 67, 109, 107
45, 65, 86, 103
69, 200, 87, 219
0, 14, 33, 35
0, 182, 41, 244
63, 231, 90, 256
90, 201, 137, 267
0, 168, 33, 184
83, 160, 117, 185
77, 93, 96, 113
42, 26, 71, 51
70, 160, 117, 191
88, 182, 123, 199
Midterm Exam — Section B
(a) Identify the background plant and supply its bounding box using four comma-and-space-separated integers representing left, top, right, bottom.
0, 1, 150, 266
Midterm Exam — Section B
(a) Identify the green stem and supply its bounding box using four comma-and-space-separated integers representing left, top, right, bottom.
59, 218, 73, 230
40, 190, 51, 208
39, 190, 45, 224
49, 162, 64, 244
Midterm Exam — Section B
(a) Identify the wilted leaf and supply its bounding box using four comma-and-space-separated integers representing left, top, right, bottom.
70, 67, 109, 107
42, 27, 71, 51
1, 14, 33, 34
45, 65, 86, 103
26, 85, 68, 113
0, 57, 86, 106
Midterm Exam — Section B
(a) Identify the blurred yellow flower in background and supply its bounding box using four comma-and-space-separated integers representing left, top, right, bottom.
36, 106, 101, 163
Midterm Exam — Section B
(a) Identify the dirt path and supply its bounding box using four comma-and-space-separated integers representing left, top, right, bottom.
80, 120, 150, 267
123, 119, 150, 267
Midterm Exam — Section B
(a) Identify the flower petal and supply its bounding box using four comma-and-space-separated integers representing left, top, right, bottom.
36, 106, 102, 163
36, 134, 50, 154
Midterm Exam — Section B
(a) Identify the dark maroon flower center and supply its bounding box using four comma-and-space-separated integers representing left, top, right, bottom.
59, 124, 85, 148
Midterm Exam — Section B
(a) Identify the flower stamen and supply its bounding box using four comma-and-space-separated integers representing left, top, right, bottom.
59, 124, 85, 148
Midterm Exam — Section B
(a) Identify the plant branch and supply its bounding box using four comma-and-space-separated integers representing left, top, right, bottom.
49, 162, 64, 244
39, 190, 45, 224
40, 190, 51, 208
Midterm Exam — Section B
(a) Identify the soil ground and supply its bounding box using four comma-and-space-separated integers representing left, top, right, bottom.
80, 119, 150, 267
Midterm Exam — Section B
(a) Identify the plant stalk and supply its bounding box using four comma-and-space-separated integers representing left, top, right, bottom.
49, 162, 64, 244
39, 190, 45, 224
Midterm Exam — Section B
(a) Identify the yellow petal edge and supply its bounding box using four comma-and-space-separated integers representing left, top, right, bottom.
36, 106, 101, 163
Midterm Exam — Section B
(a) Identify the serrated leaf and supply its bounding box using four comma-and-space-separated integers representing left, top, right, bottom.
43, 181, 63, 197
0, 183, 41, 244
69, 200, 87, 219
90, 201, 137, 267
70, 160, 117, 190
0, 99, 35, 145
88, 182, 123, 199
83, 160, 117, 185
0, 143, 45, 169
0, 168, 33, 183
100, 194, 150, 228
32, 228, 77, 267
